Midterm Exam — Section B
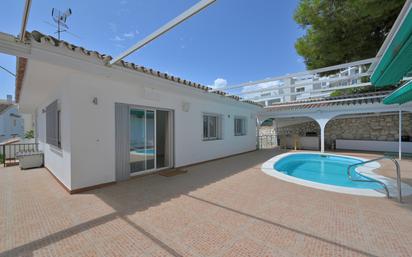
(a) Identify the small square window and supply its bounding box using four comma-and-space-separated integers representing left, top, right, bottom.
234, 117, 247, 136
203, 114, 222, 141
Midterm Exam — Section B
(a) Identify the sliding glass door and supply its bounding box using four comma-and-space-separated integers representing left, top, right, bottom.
129, 107, 172, 174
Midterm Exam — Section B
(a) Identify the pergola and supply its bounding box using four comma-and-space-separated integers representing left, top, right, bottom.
256, 0, 412, 159
258, 91, 412, 153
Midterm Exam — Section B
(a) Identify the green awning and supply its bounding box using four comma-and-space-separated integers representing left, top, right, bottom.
371, 8, 412, 87
383, 80, 412, 105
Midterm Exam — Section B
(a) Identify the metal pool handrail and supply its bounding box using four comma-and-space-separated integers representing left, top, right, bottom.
347, 156, 402, 203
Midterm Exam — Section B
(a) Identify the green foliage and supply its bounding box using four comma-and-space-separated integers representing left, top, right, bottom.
24, 130, 34, 139
330, 85, 397, 97
294, 0, 405, 70
0, 154, 3, 164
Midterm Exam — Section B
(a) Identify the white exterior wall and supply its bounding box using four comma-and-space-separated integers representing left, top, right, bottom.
67, 71, 258, 190
0, 106, 24, 143
21, 113, 33, 134
35, 84, 72, 189
24, 60, 259, 190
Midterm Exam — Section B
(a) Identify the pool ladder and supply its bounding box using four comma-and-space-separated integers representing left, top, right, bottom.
347, 156, 402, 203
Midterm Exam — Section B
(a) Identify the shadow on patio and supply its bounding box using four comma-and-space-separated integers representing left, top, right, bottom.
2, 149, 412, 256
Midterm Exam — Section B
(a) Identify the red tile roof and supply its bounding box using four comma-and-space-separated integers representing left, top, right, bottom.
264, 91, 393, 112
15, 31, 261, 106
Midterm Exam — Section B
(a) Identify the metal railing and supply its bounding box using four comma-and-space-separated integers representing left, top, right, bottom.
212, 58, 376, 106
1, 143, 39, 167
347, 156, 402, 202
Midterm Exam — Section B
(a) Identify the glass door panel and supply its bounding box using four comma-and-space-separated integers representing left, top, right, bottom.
129, 107, 171, 174
145, 110, 155, 170
156, 110, 170, 169
130, 109, 146, 173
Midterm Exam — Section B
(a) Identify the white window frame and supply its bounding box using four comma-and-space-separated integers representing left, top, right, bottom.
203, 113, 222, 141
234, 116, 247, 136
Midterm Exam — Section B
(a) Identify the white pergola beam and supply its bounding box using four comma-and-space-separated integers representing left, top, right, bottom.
212, 58, 375, 92
243, 82, 372, 102
237, 73, 371, 97
109, 0, 216, 65
19, 0, 32, 42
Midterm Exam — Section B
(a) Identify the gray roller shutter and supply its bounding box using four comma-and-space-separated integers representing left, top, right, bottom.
115, 103, 130, 181
46, 100, 59, 147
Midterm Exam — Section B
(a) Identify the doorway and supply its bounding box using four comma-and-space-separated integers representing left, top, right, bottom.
129, 107, 173, 174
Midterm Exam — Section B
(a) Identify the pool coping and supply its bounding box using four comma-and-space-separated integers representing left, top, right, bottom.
261, 152, 412, 197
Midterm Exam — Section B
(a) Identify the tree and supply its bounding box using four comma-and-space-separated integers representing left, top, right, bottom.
294, 0, 405, 70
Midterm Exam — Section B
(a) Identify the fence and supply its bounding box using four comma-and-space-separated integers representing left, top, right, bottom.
0, 143, 39, 167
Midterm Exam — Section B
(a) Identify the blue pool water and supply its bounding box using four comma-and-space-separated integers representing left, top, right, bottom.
274, 154, 382, 189
131, 149, 155, 155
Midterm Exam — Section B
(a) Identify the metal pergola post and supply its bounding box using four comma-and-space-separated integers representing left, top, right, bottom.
399, 108, 402, 160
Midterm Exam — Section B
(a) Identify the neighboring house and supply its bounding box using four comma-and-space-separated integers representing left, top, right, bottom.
246, 60, 371, 106
0, 96, 24, 143
13, 31, 261, 193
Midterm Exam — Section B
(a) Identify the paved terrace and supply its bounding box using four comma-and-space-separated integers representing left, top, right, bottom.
1, 150, 412, 257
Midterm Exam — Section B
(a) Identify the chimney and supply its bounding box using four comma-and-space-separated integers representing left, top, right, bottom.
6, 95, 12, 102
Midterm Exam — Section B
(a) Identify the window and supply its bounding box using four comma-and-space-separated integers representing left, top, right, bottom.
267, 98, 281, 105
46, 100, 62, 148
234, 117, 247, 136
203, 114, 222, 140
296, 87, 305, 93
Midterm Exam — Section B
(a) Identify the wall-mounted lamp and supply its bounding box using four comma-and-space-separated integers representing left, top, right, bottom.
41, 109, 46, 114
182, 102, 190, 112
92, 97, 98, 105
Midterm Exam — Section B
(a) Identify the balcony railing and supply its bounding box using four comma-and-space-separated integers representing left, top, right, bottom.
211, 58, 376, 107
0, 143, 39, 167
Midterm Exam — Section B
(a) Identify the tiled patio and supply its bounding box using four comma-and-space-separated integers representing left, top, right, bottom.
1, 150, 412, 257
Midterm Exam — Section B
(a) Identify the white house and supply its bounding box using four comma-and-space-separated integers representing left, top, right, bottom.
13, 31, 260, 193
0, 96, 25, 143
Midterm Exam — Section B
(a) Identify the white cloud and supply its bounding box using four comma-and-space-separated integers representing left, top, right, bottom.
210, 78, 228, 89
122, 30, 139, 38
123, 32, 135, 38
111, 35, 124, 41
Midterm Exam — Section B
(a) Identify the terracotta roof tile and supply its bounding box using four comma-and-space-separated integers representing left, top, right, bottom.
16, 31, 261, 107
264, 91, 392, 112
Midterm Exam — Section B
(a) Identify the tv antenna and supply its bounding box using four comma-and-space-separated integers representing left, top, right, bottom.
50, 8, 72, 40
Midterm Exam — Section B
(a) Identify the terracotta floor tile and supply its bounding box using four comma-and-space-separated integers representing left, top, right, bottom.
1, 150, 412, 257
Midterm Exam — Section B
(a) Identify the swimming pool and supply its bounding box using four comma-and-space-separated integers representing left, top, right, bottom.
131, 149, 156, 155
261, 152, 396, 197
273, 154, 381, 189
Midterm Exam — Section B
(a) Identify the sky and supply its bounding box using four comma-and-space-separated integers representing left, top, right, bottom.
0, 0, 306, 100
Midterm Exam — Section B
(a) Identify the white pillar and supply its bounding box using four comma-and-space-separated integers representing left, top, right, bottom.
320, 125, 325, 153
399, 108, 402, 160
313, 117, 332, 153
